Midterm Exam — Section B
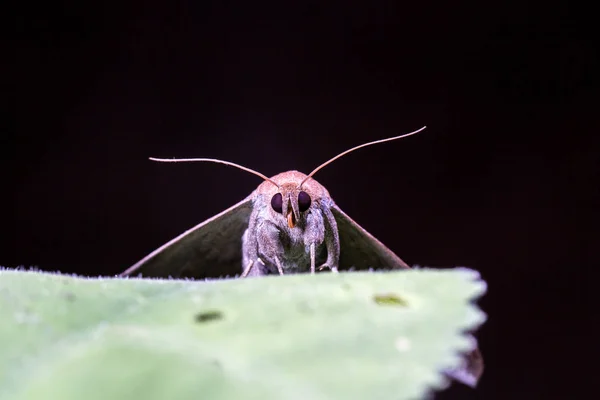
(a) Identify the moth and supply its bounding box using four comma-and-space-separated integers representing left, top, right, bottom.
119, 125, 483, 387
120, 127, 426, 280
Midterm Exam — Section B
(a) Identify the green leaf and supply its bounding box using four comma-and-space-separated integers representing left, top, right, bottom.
0, 268, 486, 400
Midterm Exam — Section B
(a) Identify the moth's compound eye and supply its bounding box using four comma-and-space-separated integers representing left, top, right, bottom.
271, 193, 283, 213
298, 191, 311, 212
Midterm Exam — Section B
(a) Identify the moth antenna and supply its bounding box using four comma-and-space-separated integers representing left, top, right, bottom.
149, 157, 280, 188
299, 126, 427, 188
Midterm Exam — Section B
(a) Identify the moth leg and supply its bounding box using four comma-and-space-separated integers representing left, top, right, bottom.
310, 243, 316, 274
320, 265, 339, 273
275, 258, 284, 275
318, 263, 339, 273
256, 220, 287, 275
242, 221, 265, 277
274, 256, 285, 275
240, 260, 254, 278
321, 205, 341, 273
308, 243, 338, 273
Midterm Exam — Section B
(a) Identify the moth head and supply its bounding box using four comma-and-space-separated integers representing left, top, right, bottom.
269, 183, 313, 228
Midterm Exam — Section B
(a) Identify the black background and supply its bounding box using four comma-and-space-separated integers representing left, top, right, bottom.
6, 1, 597, 399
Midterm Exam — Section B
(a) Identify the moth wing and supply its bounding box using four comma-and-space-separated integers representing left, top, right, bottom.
120, 196, 254, 279
331, 205, 410, 271
444, 346, 485, 387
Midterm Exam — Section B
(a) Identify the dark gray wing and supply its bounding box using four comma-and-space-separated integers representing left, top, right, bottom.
444, 346, 485, 387
120, 196, 253, 279
332, 205, 410, 271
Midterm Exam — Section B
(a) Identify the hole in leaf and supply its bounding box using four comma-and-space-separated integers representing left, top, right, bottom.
373, 293, 408, 307
195, 310, 223, 323
296, 301, 313, 314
